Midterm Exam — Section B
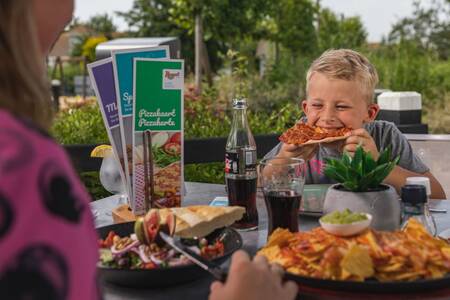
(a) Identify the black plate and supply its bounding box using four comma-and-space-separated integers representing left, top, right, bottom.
97, 222, 242, 288
285, 272, 450, 293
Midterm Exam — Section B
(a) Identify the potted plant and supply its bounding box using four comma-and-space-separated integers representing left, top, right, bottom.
323, 145, 400, 230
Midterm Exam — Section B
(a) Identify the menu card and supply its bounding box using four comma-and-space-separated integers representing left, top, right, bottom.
132, 58, 184, 214
112, 46, 170, 200
87, 58, 128, 196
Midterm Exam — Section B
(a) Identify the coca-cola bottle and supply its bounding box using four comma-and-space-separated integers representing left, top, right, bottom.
225, 98, 258, 231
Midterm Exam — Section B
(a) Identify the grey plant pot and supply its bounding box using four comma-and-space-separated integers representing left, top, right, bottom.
323, 184, 401, 231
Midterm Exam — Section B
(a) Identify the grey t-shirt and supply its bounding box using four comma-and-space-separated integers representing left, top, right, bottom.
263, 120, 429, 184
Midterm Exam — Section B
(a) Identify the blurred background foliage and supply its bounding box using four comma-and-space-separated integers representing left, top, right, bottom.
52, 0, 450, 199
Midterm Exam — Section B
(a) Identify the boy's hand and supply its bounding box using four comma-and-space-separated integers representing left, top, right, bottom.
277, 143, 318, 161
343, 128, 379, 160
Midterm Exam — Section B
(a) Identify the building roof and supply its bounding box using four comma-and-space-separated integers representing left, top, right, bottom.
49, 25, 92, 58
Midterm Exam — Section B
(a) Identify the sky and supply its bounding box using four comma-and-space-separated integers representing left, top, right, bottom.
73, 0, 427, 43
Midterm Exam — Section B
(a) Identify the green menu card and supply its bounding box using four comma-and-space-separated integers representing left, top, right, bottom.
132, 58, 184, 215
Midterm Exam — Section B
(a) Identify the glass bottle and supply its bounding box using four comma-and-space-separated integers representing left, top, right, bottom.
225, 98, 258, 231
400, 184, 437, 235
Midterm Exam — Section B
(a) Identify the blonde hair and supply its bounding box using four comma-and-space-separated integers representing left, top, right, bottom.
306, 49, 379, 104
0, 0, 53, 130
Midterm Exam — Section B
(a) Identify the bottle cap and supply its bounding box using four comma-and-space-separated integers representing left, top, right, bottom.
232, 98, 247, 109
401, 184, 427, 204
406, 177, 431, 196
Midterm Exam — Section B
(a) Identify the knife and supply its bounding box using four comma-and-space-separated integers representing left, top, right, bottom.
159, 232, 228, 282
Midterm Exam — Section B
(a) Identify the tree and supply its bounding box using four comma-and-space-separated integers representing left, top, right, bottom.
86, 13, 117, 39
117, 0, 179, 36
388, 0, 450, 59
117, 0, 194, 71
317, 8, 367, 52
118, 0, 269, 92
169, 0, 269, 69
254, 0, 317, 61
69, 14, 118, 57
275, 0, 317, 56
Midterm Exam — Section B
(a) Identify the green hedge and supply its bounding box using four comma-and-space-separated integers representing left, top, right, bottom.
51, 94, 300, 199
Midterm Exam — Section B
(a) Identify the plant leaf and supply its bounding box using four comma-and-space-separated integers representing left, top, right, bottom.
377, 146, 392, 165
324, 167, 347, 183
363, 151, 377, 175
342, 152, 352, 167
351, 146, 364, 176
343, 181, 359, 192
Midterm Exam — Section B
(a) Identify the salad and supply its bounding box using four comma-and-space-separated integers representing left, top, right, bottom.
98, 231, 225, 270
98, 208, 225, 270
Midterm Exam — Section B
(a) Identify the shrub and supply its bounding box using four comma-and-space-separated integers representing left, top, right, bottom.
82, 36, 108, 63
51, 102, 108, 145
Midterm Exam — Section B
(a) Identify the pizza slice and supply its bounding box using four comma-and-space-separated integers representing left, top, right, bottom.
279, 123, 352, 145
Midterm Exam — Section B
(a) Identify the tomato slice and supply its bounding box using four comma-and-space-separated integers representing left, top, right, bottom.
163, 142, 181, 156
100, 231, 116, 248
169, 132, 181, 144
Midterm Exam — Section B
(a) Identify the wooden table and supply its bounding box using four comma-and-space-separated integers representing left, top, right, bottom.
91, 182, 450, 300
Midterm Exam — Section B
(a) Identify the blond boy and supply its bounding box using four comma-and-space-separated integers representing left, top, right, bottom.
264, 49, 445, 198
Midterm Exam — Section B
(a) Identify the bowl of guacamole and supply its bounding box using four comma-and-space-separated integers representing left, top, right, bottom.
319, 209, 372, 236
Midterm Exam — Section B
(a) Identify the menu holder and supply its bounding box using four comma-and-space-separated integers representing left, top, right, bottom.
112, 204, 138, 223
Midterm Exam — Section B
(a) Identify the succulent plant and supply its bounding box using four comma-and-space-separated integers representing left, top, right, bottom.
324, 145, 399, 192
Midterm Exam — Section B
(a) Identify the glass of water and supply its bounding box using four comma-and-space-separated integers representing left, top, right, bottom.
98, 153, 128, 216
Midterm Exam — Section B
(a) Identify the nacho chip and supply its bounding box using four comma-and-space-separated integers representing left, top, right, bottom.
341, 245, 374, 278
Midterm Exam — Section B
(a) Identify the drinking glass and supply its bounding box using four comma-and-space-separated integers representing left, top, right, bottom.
259, 157, 305, 236
99, 154, 126, 194
98, 153, 128, 216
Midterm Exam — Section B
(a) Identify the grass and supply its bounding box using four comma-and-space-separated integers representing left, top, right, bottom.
423, 92, 450, 133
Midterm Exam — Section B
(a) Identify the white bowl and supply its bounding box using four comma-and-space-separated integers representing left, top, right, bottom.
319, 213, 372, 237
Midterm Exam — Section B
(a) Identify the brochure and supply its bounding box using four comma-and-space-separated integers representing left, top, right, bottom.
132, 58, 184, 214
112, 46, 170, 200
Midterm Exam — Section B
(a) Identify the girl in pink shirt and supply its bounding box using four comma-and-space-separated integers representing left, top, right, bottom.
0, 0, 98, 299
0, 110, 99, 299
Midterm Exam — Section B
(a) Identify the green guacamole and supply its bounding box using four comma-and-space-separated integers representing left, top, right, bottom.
320, 209, 368, 224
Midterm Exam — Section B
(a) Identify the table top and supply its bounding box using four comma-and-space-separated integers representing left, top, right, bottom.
91, 182, 450, 300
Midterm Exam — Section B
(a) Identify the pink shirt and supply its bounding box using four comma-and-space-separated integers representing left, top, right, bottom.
0, 110, 99, 299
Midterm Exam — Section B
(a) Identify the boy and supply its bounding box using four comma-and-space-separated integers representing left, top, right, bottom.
264, 49, 445, 199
